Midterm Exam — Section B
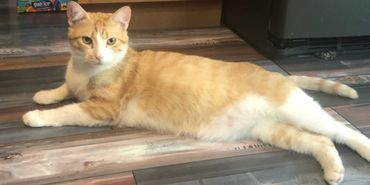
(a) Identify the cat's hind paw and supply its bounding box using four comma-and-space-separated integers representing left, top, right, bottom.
324, 167, 344, 185
23, 110, 46, 127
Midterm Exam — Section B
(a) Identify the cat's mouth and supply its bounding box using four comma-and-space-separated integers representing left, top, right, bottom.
87, 60, 103, 66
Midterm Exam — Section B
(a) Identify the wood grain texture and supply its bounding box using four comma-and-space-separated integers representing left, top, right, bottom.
134, 145, 370, 185
55, 172, 137, 185
0, 129, 280, 184
333, 104, 370, 129
274, 52, 370, 80
0, 55, 70, 71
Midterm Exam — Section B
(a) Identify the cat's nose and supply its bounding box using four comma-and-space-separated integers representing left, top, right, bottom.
95, 53, 103, 61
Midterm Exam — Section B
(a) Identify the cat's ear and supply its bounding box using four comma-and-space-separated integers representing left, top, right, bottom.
67, 1, 88, 26
112, 6, 132, 30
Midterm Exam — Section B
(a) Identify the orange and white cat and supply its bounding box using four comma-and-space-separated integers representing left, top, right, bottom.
22, 2, 370, 184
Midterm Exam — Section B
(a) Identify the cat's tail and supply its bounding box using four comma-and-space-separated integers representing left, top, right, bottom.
288, 75, 358, 99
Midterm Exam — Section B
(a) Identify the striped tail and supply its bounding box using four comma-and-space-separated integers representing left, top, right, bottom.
288, 75, 359, 99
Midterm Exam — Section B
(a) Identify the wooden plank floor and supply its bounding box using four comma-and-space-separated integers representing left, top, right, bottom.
1, 1, 370, 185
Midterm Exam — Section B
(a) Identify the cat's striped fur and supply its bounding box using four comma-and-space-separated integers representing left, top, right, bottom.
23, 2, 369, 184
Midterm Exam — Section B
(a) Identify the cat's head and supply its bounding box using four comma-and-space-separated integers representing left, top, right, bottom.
66, 1, 131, 68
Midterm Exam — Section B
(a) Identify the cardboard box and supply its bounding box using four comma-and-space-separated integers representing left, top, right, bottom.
17, 0, 71, 13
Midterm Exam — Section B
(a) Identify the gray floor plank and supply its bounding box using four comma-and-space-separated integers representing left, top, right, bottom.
134, 145, 370, 185
168, 181, 202, 185
307, 85, 370, 107
0, 66, 65, 95
274, 52, 370, 79
334, 104, 370, 129
0, 126, 109, 145
202, 173, 263, 185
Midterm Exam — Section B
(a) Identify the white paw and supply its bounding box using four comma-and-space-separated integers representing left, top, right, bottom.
22, 110, 46, 127
33, 90, 58, 105
324, 167, 344, 185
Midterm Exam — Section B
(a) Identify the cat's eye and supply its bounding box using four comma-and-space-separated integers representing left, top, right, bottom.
107, 37, 117, 45
82, 36, 92, 45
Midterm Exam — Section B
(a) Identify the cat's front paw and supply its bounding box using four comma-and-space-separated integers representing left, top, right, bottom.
23, 110, 46, 127
33, 90, 58, 105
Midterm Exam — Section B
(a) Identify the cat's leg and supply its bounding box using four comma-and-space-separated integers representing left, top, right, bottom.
280, 89, 370, 162
23, 103, 111, 127
33, 83, 71, 105
250, 121, 344, 185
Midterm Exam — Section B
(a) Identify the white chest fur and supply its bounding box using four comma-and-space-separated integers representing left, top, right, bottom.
65, 60, 91, 101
